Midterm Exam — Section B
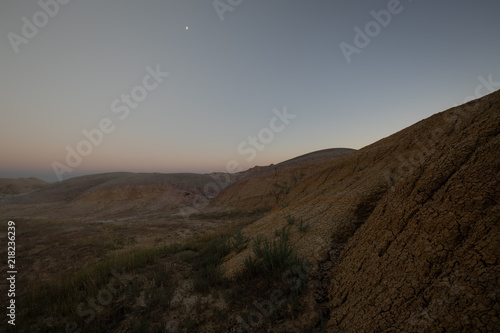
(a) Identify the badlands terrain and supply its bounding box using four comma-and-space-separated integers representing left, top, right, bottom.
0, 90, 498, 332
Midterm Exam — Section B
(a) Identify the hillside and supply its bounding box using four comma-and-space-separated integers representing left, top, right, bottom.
212, 148, 355, 211
1, 92, 498, 332
326, 93, 500, 331
0, 172, 236, 220
0, 149, 354, 221
0, 177, 47, 198
220, 90, 500, 331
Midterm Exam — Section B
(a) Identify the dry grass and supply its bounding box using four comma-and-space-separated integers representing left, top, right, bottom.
2, 212, 314, 332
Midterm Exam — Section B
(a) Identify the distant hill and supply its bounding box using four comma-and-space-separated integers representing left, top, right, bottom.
0, 172, 234, 220
0, 149, 354, 220
212, 148, 355, 211
0, 177, 48, 198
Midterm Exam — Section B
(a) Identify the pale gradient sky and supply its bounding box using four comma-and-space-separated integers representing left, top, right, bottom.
1, 0, 499, 182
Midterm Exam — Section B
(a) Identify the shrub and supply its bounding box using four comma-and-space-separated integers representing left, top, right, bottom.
230, 229, 248, 252
192, 235, 231, 293
297, 219, 310, 232
242, 226, 306, 280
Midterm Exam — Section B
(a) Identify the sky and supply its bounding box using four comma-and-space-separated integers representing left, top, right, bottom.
1, 0, 499, 182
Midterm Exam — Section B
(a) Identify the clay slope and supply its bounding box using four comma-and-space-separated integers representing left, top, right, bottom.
0, 177, 48, 198
212, 148, 355, 211
0, 172, 236, 220
327, 93, 500, 331
221, 91, 499, 331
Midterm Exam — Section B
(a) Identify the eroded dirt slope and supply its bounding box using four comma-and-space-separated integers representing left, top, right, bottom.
221, 91, 499, 331
212, 148, 355, 212
327, 92, 500, 332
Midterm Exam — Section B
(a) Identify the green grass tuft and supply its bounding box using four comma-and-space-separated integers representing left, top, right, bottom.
297, 219, 310, 232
